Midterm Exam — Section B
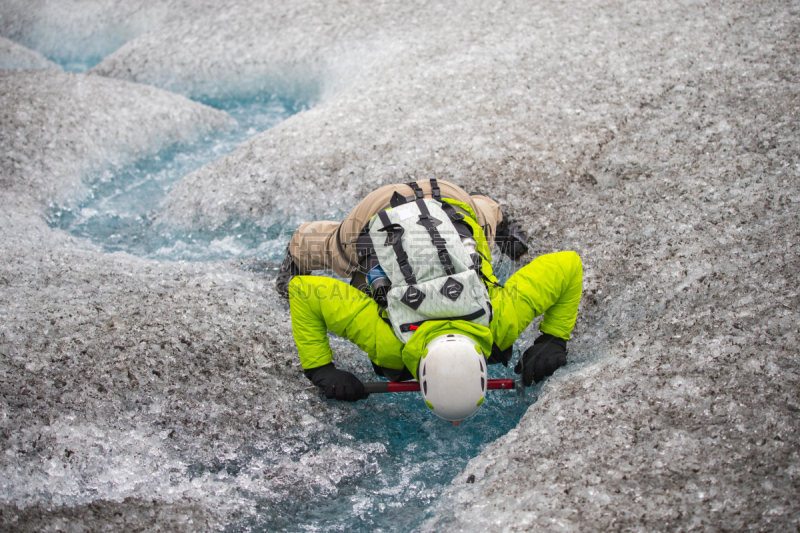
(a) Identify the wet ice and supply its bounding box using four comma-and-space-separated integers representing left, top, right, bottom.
228, 365, 535, 532
0, 36, 60, 71
2, 0, 799, 531
47, 96, 309, 262
0, 40, 537, 531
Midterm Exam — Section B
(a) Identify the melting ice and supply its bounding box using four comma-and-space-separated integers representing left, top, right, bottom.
236, 368, 535, 533
37, 45, 535, 529
47, 96, 311, 263
43, 93, 534, 530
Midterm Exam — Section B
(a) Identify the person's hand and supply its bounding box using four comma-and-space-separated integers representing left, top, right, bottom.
487, 343, 513, 366
514, 334, 567, 386
306, 363, 369, 402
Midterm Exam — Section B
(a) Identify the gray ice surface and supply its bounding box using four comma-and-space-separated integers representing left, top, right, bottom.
0, 0, 170, 70
0, 69, 232, 203
0, 68, 331, 529
1, 0, 799, 531
0, 36, 60, 71
89, 0, 428, 102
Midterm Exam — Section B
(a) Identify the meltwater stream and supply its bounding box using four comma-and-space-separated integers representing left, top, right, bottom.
45, 90, 535, 531
238, 363, 535, 533
48, 95, 310, 263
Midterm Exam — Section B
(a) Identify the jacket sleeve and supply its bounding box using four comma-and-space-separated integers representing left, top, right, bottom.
490, 251, 583, 350
288, 276, 405, 371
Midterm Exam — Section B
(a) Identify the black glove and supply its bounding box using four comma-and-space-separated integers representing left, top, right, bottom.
304, 363, 369, 402
486, 343, 513, 366
514, 334, 567, 386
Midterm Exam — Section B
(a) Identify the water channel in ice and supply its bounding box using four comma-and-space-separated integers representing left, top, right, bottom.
42, 50, 537, 532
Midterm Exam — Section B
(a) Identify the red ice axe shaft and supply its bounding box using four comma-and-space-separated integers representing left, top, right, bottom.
362, 379, 516, 394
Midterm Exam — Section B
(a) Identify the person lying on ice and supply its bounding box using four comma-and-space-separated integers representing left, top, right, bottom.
277, 178, 583, 424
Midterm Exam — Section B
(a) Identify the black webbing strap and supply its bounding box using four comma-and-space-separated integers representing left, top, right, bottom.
439, 203, 474, 239
470, 252, 482, 270
355, 225, 374, 259
406, 181, 425, 200
379, 308, 392, 326
406, 179, 441, 200
430, 178, 441, 200
439, 201, 464, 222
377, 210, 417, 285
469, 248, 504, 288
415, 199, 456, 276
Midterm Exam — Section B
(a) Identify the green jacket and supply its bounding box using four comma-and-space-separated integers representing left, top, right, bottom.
288, 250, 583, 380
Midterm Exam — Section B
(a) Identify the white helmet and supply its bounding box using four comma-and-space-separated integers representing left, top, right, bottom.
419, 333, 488, 423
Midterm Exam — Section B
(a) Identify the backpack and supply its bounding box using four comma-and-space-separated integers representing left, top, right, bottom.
366, 180, 493, 344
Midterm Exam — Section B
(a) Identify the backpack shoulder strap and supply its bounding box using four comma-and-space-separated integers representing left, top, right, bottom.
377, 209, 417, 286
415, 199, 456, 276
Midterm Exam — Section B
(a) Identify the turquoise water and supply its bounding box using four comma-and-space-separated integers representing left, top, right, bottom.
44, 89, 533, 529
229, 359, 534, 533
60, 57, 104, 73
40, 41, 535, 531
47, 96, 308, 263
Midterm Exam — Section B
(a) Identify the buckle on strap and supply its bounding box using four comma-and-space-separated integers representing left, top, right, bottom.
377, 221, 405, 246
406, 181, 425, 200
406, 179, 441, 200
377, 209, 417, 286
430, 178, 441, 200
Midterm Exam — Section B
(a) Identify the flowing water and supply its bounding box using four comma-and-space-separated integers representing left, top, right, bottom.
41, 45, 535, 532
238, 371, 534, 533
47, 95, 309, 263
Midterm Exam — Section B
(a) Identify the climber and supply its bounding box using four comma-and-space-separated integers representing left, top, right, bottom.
281, 179, 582, 425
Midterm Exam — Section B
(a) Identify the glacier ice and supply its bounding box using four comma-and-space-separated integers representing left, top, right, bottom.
0, 0, 169, 71
88, 0, 429, 102
0, 36, 60, 71
47, 95, 304, 262
1, 0, 799, 531
0, 69, 232, 203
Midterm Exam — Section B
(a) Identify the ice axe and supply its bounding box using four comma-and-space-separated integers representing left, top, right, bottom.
362, 378, 518, 394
